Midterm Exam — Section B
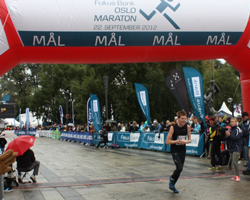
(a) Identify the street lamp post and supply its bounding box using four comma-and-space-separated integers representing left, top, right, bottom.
227, 97, 234, 117
72, 99, 75, 125
103, 75, 109, 120
60, 89, 72, 125
65, 91, 69, 124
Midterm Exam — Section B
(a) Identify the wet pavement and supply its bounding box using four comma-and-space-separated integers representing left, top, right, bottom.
4, 137, 250, 200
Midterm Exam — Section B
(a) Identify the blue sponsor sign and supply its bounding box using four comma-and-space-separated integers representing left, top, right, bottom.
116, 132, 141, 148
61, 132, 93, 144
93, 132, 115, 147
140, 132, 166, 151
186, 133, 204, 156
40, 130, 204, 155
183, 67, 206, 127
15, 130, 36, 136
90, 94, 102, 133
135, 83, 151, 127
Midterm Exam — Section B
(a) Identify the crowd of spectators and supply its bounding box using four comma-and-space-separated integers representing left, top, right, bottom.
3, 109, 250, 182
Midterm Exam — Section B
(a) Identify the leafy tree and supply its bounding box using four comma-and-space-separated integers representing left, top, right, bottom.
0, 60, 241, 127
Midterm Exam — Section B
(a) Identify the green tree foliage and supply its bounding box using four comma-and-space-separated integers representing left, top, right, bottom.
0, 60, 241, 125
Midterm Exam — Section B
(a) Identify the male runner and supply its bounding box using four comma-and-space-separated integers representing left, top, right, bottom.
166, 110, 191, 193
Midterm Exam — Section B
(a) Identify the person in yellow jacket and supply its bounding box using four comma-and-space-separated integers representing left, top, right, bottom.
208, 117, 223, 171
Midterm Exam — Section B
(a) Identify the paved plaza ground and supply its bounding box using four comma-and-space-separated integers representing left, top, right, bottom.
4, 137, 250, 200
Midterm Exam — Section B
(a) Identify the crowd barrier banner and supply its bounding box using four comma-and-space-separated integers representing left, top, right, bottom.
21, 129, 204, 156
61, 132, 72, 140
52, 130, 61, 139
186, 133, 204, 156
15, 130, 36, 136
36, 130, 52, 138
93, 132, 115, 146
61, 132, 94, 144
116, 132, 141, 148
80, 132, 93, 144
140, 132, 166, 151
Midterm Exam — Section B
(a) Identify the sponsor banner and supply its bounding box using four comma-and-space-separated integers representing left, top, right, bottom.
25, 108, 30, 128
52, 131, 61, 139
36, 130, 52, 138
108, 132, 114, 141
20, 31, 242, 47
61, 132, 93, 144
24, 130, 204, 155
169, 69, 190, 113
186, 133, 204, 155
92, 132, 115, 146
130, 133, 140, 142
116, 132, 141, 148
59, 105, 63, 125
140, 132, 166, 151
87, 98, 91, 131
183, 67, 206, 127
186, 134, 200, 147
15, 130, 36, 136
8, 0, 249, 32
165, 76, 185, 110
7, 0, 249, 47
90, 94, 102, 132
135, 83, 151, 126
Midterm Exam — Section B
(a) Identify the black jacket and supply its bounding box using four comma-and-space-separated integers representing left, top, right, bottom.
241, 119, 250, 146
16, 149, 35, 169
0, 138, 7, 148
227, 126, 244, 153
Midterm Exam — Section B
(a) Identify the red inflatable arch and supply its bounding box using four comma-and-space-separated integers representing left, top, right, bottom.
1, 0, 250, 113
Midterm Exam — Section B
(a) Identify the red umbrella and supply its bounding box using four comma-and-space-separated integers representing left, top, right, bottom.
6, 135, 36, 156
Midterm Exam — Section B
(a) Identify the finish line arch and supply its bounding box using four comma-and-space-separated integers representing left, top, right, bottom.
1, 0, 250, 113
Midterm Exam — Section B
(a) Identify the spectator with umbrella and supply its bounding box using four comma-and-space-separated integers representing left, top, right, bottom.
6, 135, 40, 183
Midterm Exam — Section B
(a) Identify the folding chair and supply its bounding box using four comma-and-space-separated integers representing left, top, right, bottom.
16, 168, 32, 183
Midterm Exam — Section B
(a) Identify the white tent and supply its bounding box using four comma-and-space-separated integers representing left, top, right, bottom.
19, 112, 43, 127
4, 118, 20, 126
218, 102, 241, 117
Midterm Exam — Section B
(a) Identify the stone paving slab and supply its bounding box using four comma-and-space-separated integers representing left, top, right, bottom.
3, 137, 250, 200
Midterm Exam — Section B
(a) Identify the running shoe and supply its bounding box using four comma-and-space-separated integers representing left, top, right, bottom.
30, 175, 37, 183
230, 176, 237, 181
4, 187, 13, 192
236, 176, 241, 182
216, 166, 223, 170
208, 167, 216, 171
169, 176, 179, 194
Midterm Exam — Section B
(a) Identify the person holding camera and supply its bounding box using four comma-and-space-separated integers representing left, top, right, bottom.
225, 118, 243, 182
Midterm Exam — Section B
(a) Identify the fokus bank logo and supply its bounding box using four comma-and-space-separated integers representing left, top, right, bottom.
139, 0, 181, 29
